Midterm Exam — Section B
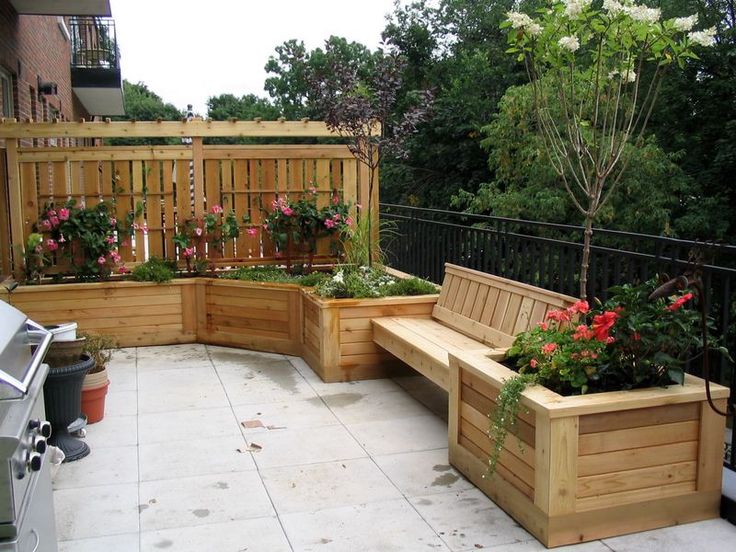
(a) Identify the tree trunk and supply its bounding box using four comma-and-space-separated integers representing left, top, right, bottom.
579, 214, 594, 299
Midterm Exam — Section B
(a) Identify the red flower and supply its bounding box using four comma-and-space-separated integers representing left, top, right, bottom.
573, 324, 594, 341
537, 321, 548, 331
632, 332, 641, 341
546, 309, 571, 323
667, 292, 694, 312
592, 311, 618, 342
530, 358, 538, 368
541, 342, 558, 355
572, 300, 590, 314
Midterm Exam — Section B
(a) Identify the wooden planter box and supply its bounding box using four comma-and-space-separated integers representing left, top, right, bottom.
3, 280, 198, 347
448, 351, 729, 548
301, 291, 439, 382
198, 279, 303, 356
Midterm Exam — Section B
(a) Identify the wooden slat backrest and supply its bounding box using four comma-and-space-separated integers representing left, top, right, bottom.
434, 263, 578, 347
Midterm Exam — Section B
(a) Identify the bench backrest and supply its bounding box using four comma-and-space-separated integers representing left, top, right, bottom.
433, 263, 577, 348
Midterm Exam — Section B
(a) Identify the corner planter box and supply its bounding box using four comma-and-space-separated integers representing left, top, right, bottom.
301, 291, 439, 382
3, 280, 198, 347
198, 279, 303, 356
448, 351, 729, 548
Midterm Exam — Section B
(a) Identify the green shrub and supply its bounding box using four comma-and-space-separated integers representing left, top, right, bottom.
222, 266, 330, 287
315, 266, 437, 299
131, 257, 176, 283
383, 277, 438, 296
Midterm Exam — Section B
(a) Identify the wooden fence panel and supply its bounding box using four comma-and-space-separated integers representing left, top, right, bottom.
10, 143, 368, 274
0, 149, 10, 276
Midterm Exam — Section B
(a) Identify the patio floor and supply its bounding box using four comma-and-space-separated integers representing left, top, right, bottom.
52, 344, 736, 551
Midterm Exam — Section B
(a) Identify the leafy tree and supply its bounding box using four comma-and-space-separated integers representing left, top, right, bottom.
108, 81, 182, 145
206, 93, 280, 121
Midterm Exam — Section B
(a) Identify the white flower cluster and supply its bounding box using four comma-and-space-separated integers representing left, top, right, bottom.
672, 14, 698, 32
627, 5, 661, 23
558, 35, 580, 52
602, 0, 627, 16
688, 27, 717, 47
563, 0, 592, 18
506, 11, 542, 36
608, 68, 637, 83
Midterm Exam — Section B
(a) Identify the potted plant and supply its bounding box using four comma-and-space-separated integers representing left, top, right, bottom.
79, 332, 116, 424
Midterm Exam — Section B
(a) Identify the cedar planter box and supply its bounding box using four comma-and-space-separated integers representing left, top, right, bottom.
198, 279, 303, 356
448, 351, 729, 548
301, 291, 439, 382
3, 280, 198, 347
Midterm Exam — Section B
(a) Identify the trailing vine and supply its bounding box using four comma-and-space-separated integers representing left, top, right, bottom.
487, 372, 538, 476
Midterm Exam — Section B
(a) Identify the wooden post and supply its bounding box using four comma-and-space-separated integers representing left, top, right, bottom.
0, 147, 11, 276
5, 139, 24, 278
192, 137, 205, 217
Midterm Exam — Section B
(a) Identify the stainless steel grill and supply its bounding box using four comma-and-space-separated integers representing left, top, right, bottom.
0, 301, 57, 551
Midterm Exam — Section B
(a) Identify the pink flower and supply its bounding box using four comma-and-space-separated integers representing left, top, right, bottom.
34, 245, 43, 254
356, 203, 363, 210
530, 358, 538, 368
106, 235, 116, 244
40, 219, 52, 231
58, 208, 70, 221
573, 324, 594, 341
324, 218, 336, 229
182, 247, 194, 258
210, 204, 223, 214
667, 293, 694, 312
47, 209, 57, 217
262, 224, 269, 231
332, 195, 340, 205
333, 213, 341, 221
537, 321, 548, 331
109, 217, 117, 226
246, 228, 258, 236
541, 342, 558, 355
309, 186, 318, 195
571, 300, 590, 314
142, 224, 149, 235
118, 265, 130, 274
345, 217, 354, 227
58, 234, 66, 243
46, 239, 58, 251
546, 309, 571, 323
49, 216, 60, 228
281, 207, 294, 217
97, 256, 107, 265
132, 223, 140, 231
109, 251, 121, 263
194, 227, 203, 237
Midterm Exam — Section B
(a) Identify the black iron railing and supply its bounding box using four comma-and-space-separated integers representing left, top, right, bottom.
380, 203, 736, 473
69, 17, 119, 69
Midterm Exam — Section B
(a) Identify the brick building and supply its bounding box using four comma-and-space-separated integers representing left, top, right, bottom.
0, 0, 124, 128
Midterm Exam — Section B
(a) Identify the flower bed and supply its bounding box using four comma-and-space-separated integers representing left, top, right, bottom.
448, 351, 729, 547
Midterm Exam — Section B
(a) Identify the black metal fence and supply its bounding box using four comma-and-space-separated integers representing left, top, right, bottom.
381, 203, 736, 474
69, 17, 119, 69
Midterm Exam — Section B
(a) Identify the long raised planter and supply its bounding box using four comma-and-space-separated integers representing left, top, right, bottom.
448, 351, 729, 548
301, 291, 439, 382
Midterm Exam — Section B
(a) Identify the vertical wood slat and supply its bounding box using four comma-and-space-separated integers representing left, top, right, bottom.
83, 161, 101, 206
131, 162, 145, 262
162, 161, 175, 259
146, 161, 163, 259
233, 160, 250, 258
204, 159, 220, 258
114, 161, 133, 262
52, 162, 67, 204
69, 161, 81, 202
20, 162, 38, 239
315, 159, 331, 256
221, 160, 235, 258
192, 137, 205, 217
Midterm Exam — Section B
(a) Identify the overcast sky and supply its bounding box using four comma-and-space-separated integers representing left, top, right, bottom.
110, 0, 397, 116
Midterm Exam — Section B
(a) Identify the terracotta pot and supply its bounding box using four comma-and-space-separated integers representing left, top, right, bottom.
81, 367, 109, 424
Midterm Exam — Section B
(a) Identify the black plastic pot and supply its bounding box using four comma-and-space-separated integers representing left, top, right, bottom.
43, 354, 95, 462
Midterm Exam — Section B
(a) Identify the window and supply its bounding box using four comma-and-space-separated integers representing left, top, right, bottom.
0, 68, 14, 118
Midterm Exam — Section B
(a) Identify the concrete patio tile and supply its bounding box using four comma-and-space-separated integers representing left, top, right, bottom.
373, 448, 474, 497
602, 518, 736, 551
249, 424, 367, 469
137, 367, 229, 413
346, 414, 448, 456
208, 344, 286, 365
410, 488, 531, 551
322, 389, 433, 424
138, 407, 240, 444
136, 343, 211, 371
140, 517, 291, 552
139, 435, 256, 481
138, 471, 274, 531
288, 354, 403, 395
58, 533, 139, 552
53, 445, 138, 490
83, 414, 137, 448
233, 397, 341, 434
103, 389, 137, 416
261, 457, 403, 515
217, 363, 319, 405
54, 482, 138, 541
281, 498, 450, 551
482, 539, 611, 551
110, 347, 136, 364
107, 364, 136, 391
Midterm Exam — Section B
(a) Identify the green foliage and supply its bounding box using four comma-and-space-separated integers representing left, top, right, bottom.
109, 81, 183, 145
131, 257, 176, 283
78, 332, 117, 373
221, 266, 330, 287
23, 233, 47, 284
205, 94, 281, 144
314, 266, 437, 299
173, 205, 242, 274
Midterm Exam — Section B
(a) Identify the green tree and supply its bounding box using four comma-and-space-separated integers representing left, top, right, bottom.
109, 80, 182, 145
206, 93, 280, 121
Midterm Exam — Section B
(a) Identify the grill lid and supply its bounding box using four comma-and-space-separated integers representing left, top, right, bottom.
0, 302, 52, 400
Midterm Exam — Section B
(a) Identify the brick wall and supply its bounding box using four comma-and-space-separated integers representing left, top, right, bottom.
0, 0, 89, 123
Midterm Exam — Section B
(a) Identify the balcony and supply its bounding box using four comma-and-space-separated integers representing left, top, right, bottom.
9, 0, 111, 16
69, 16, 124, 116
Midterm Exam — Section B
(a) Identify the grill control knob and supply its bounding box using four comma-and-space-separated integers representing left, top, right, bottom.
28, 420, 52, 438
28, 453, 42, 472
33, 437, 47, 454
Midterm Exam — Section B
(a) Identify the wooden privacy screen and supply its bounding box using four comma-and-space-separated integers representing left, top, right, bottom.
11, 144, 369, 266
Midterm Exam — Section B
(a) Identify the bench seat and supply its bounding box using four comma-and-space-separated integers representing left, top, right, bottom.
372, 264, 577, 391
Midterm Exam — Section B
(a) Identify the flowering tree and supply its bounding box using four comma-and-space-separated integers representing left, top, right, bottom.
504, 0, 716, 297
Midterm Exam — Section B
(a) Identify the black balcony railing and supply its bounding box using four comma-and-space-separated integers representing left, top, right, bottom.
380, 203, 736, 478
69, 16, 119, 69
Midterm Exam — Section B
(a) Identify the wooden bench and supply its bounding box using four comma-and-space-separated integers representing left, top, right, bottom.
372, 263, 577, 391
